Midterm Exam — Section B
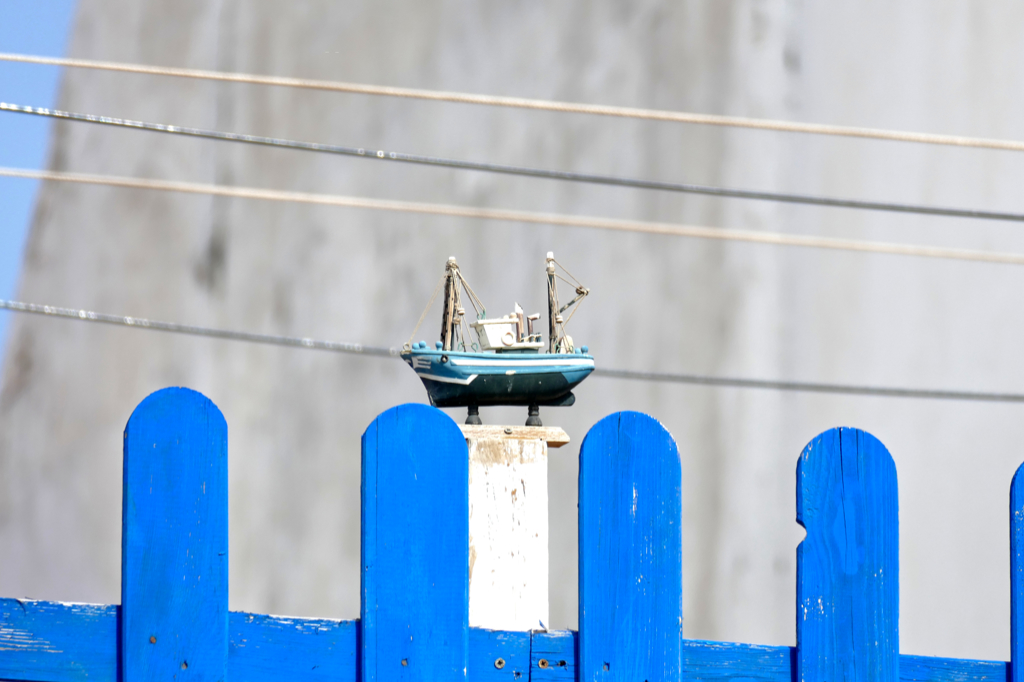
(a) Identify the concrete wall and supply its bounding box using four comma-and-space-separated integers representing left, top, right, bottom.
2, 0, 1024, 660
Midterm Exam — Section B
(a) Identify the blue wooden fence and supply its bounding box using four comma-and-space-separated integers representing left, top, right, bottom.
1, 386, 1022, 681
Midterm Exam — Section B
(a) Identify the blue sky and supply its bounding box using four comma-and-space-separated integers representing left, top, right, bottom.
0, 0, 78, 362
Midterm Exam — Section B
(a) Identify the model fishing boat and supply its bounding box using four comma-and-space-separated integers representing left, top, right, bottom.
402, 253, 594, 426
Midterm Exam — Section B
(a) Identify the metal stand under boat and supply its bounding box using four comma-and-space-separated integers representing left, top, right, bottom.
466, 405, 482, 425
526, 404, 542, 427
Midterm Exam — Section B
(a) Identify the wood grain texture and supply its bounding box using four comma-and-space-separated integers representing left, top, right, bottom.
459, 425, 570, 448
531, 630, 577, 682
578, 412, 682, 682
121, 387, 228, 682
683, 639, 792, 680
467, 435, 548, 631
1012, 463, 1024, 682
0, 600, 1014, 682
899, 654, 1007, 682
229, 612, 357, 682
468, 628, 530, 681
0, 599, 117, 681
796, 427, 898, 682
361, 403, 469, 682
683, 642, 1008, 682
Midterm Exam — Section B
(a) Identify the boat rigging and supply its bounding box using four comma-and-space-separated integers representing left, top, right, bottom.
402, 253, 594, 426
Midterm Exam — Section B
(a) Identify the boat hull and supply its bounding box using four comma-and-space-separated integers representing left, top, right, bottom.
401, 349, 595, 407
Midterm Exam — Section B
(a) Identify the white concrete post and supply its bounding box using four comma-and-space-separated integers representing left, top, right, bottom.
461, 424, 569, 631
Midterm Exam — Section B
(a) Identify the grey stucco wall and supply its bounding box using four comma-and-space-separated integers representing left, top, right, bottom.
2, 0, 1024, 660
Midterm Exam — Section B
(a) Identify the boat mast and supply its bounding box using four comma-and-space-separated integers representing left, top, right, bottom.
546, 252, 558, 353
440, 256, 463, 351
545, 251, 589, 354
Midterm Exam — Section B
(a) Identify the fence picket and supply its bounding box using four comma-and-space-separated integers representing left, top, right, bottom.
796, 427, 898, 682
578, 411, 682, 682
121, 387, 229, 681
361, 404, 469, 682
9, 389, 1018, 682
1011, 464, 1024, 682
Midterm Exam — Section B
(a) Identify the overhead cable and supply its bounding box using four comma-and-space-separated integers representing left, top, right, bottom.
4, 298, 1023, 404
4, 166, 1024, 266
0, 299, 396, 357
2, 52, 1024, 152
593, 367, 1024, 403
5, 102, 1023, 224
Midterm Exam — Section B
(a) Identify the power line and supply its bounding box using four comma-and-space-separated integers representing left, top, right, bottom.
4, 298, 1023, 404
3, 52, 1024, 153
593, 368, 1024, 403
4, 166, 1024, 265
6, 101, 1024, 225
0, 299, 396, 357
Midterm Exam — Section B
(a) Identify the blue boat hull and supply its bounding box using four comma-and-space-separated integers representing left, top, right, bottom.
401, 349, 595, 407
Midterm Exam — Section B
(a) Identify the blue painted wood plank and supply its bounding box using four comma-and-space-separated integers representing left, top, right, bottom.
1011, 463, 1024, 682
228, 612, 357, 682
0, 599, 117, 682
531, 630, 577, 682
796, 427, 899, 682
683, 643, 1008, 682
578, 412, 682, 682
361, 403, 469, 682
0, 600, 1015, 682
468, 628, 530, 681
899, 654, 1008, 682
121, 387, 229, 682
683, 639, 792, 681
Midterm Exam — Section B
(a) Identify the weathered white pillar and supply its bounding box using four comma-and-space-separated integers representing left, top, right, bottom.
461, 424, 569, 631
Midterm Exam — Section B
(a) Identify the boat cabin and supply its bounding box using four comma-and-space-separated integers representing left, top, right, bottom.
471, 303, 545, 352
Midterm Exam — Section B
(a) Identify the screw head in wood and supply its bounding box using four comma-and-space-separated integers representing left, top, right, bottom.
149, 636, 156, 644
401, 659, 408, 666
538, 659, 549, 669
494, 657, 506, 669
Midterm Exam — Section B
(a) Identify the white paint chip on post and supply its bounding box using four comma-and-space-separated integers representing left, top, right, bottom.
461, 424, 569, 631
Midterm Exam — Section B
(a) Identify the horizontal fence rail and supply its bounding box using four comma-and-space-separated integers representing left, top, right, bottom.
0, 601, 1013, 682
1, 387, 1023, 681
